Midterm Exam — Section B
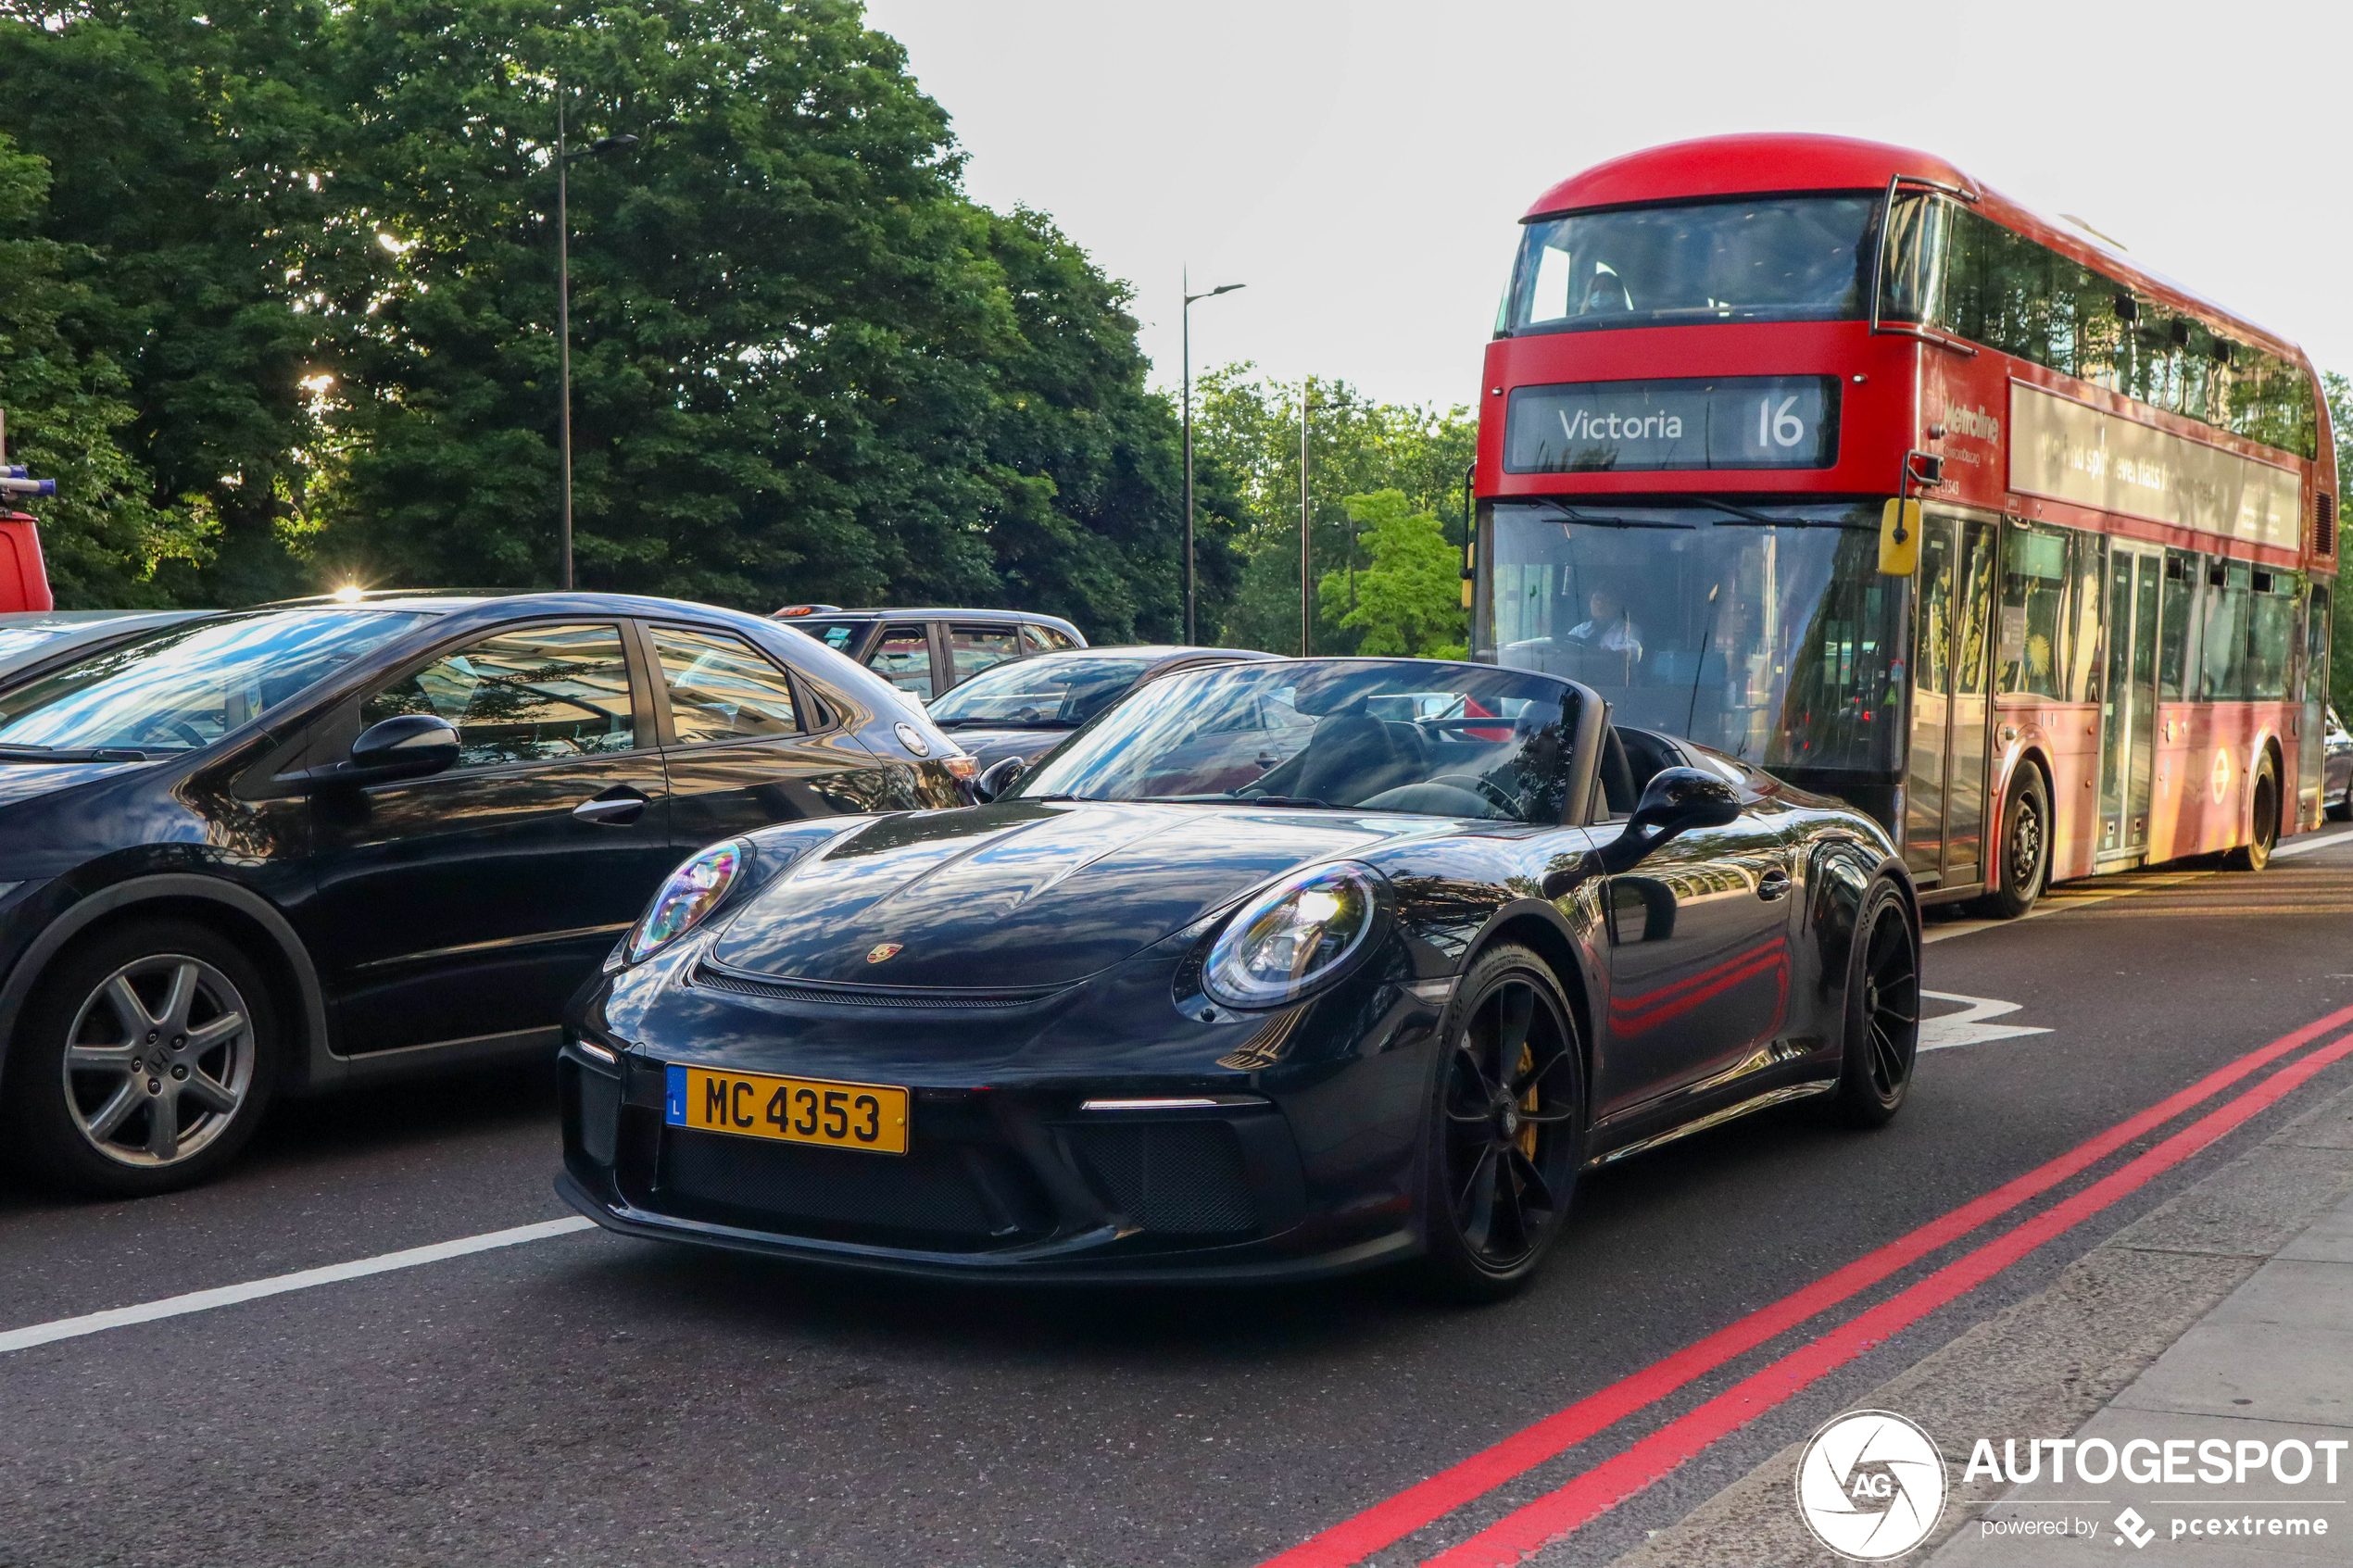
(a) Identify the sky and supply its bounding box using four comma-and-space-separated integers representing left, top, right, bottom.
862, 0, 2353, 413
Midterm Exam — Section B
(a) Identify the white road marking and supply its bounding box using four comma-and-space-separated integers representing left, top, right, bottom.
2271, 828, 2353, 860
1917, 990, 2052, 1053
0, 1215, 596, 1356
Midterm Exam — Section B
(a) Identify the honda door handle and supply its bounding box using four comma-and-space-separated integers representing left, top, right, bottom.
573, 786, 648, 825
1756, 868, 1792, 901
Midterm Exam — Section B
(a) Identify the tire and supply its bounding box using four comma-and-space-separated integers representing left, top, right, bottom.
2226, 759, 2280, 872
1826, 881, 1920, 1130
2327, 788, 2352, 824
0, 920, 279, 1198
1970, 764, 2049, 920
1409, 943, 1585, 1303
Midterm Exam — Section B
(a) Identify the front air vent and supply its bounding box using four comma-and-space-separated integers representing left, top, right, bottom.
2318, 492, 2338, 560
689, 961, 1063, 1010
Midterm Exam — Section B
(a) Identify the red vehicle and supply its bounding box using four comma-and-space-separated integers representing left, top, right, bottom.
1471, 132, 2338, 915
0, 511, 52, 613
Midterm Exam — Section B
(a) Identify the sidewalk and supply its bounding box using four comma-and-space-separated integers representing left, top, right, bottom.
1928, 1185, 2353, 1565
1599, 1079, 2353, 1568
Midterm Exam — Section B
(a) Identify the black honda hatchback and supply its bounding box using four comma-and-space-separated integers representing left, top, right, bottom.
0, 593, 967, 1197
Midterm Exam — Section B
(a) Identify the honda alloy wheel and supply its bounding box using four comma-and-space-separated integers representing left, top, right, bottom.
63, 953, 257, 1168
2, 920, 279, 1197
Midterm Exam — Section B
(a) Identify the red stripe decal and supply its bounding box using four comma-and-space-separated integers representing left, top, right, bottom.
1424, 1028, 2353, 1567
1252, 1000, 2353, 1568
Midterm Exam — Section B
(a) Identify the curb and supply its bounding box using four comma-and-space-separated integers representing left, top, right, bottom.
1588, 1079, 2353, 1568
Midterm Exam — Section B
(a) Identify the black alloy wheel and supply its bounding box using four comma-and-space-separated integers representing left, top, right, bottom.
2227, 761, 2280, 872
0, 920, 280, 1198
1972, 765, 2049, 920
1827, 881, 1920, 1129
1414, 943, 1583, 1301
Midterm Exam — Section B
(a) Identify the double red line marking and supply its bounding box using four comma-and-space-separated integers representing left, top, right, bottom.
1262, 1001, 2353, 1568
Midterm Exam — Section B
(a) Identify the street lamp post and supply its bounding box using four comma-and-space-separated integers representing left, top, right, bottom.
553, 85, 636, 591
1181, 274, 1243, 644
1300, 376, 1314, 658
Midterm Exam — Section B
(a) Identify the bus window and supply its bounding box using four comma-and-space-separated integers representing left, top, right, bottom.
2061, 530, 2107, 704
2309, 584, 2332, 706
1505, 197, 1880, 335
2158, 549, 2200, 701
2247, 572, 2296, 701
1484, 499, 1902, 776
2201, 561, 2251, 700
1997, 524, 2070, 698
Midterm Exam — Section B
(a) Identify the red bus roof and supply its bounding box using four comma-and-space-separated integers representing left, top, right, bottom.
1521, 133, 2304, 364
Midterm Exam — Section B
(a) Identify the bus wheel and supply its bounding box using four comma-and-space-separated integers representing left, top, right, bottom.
2227, 760, 2279, 872
1972, 766, 2049, 919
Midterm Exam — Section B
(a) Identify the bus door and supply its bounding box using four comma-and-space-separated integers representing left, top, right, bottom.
2098, 543, 2162, 861
1903, 513, 1995, 887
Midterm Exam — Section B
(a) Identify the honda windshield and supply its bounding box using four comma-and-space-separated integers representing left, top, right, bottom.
1011, 659, 1581, 823
0, 609, 432, 756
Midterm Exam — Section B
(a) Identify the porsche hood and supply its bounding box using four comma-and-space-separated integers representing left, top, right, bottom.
704, 802, 1416, 990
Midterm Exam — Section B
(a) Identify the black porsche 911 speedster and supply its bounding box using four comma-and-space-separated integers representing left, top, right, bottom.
557, 658, 1919, 1298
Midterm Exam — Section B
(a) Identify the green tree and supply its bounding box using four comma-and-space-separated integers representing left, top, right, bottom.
1189, 364, 1473, 654
2329, 371, 2353, 713
1318, 489, 1466, 658
0, 0, 340, 605
0, 132, 205, 605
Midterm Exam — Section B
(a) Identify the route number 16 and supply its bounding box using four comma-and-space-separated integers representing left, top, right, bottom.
1757, 395, 1806, 448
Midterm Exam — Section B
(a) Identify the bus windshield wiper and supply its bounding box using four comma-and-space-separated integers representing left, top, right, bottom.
1686, 496, 1867, 529
0, 742, 155, 763
1533, 502, 1694, 531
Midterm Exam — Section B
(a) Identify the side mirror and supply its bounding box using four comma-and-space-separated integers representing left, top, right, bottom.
972, 755, 1026, 803
1541, 766, 1743, 897
347, 714, 460, 780
1879, 497, 1921, 576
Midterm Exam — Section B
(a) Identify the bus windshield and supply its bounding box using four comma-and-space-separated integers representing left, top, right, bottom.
1504, 196, 1880, 335
1479, 501, 1903, 776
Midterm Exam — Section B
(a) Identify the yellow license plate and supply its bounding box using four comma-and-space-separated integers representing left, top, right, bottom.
664, 1065, 910, 1155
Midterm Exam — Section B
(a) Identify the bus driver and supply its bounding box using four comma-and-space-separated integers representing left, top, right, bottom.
1567, 587, 1643, 661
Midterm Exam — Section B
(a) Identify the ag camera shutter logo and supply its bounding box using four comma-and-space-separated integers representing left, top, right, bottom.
1794, 1410, 1949, 1561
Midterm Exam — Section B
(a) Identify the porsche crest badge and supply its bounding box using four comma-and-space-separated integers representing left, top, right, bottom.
865, 943, 904, 964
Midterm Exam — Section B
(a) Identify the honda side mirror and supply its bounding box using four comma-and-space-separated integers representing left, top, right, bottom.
1541, 766, 1743, 897
347, 714, 460, 780
972, 755, 1026, 804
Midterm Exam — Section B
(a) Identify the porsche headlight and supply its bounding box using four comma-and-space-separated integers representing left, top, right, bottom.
628, 840, 747, 963
1202, 862, 1382, 1009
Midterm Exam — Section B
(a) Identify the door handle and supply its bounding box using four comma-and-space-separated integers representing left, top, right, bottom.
573, 785, 649, 826
1756, 868, 1792, 901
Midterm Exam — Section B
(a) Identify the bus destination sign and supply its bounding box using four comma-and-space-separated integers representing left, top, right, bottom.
1504, 375, 1839, 473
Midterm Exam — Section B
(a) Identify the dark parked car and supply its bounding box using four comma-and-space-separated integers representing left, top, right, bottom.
2325, 707, 2351, 822
774, 606, 1087, 703
925, 645, 1284, 771
0, 609, 208, 684
0, 592, 966, 1197
560, 658, 1918, 1298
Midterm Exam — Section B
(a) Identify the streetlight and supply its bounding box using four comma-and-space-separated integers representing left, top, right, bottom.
554, 86, 637, 591
1300, 376, 1315, 658
1181, 273, 1244, 644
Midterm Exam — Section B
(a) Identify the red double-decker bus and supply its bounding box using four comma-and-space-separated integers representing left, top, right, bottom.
1471, 133, 2338, 915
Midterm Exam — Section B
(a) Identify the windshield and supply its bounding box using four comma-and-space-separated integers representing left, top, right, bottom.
927, 654, 1157, 728
0, 610, 431, 755
1504, 196, 1879, 335
1479, 502, 1902, 776
1012, 659, 1581, 823
788, 621, 866, 655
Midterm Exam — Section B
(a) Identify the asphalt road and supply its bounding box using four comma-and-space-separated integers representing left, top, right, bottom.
9, 838, 2353, 1568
